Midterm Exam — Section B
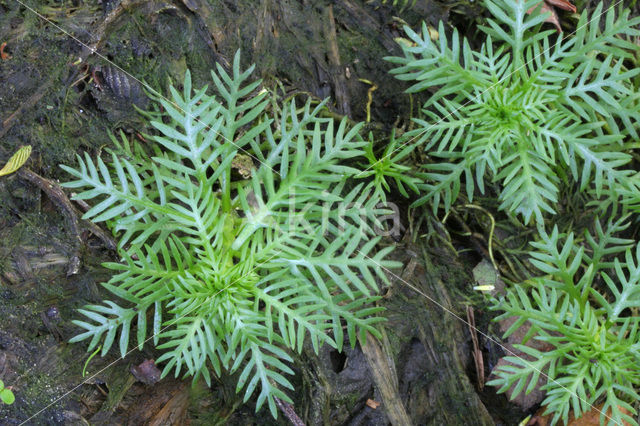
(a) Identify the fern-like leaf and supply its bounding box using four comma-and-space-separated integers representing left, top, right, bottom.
63, 52, 398, 417
387, 0, 640, 224
490, 220, 640, 425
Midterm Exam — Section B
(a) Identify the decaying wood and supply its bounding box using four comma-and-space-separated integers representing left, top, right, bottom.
379, 245, 495, 425
146, 384, 190, 426
88, 367, 136, 423
275, 396, 306, 426
324, 6, 351, 116
78, 0, 147, 60
359, 331, 412, 426
339, 0, 399, 53
466, 306, 485, 390
0, 0, 157, 140
178, 0, 230, 70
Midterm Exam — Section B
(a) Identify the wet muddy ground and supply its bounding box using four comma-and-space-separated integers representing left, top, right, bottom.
0, 0, 537, 424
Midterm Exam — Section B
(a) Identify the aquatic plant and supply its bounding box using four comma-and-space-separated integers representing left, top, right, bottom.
61, 52, 396, 417
386, 0, 640, 225
489, 218, 640, 425
360, 129, 421, 203
386, 1, 640, 423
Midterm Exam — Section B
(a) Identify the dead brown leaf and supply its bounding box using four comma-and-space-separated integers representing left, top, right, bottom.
545, 0, 576, 12
527, 0, 576, 32
489, 317, 558, 410
130, 359, 161, 385
0, 42, 10, 60
366, 399, 381, 409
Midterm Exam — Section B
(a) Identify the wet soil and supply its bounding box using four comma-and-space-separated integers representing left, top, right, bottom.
0, 0, 522, 424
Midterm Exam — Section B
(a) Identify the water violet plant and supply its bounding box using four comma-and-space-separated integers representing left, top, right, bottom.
61, 52, 396, 417
386, 0, 640, 225
489, 218, 640, 425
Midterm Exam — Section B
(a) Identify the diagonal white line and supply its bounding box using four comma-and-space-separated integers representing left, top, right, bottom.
364, 252, 620, 425
354, 0, 629, 179
18, 248, 286, 425
8, 1, 629, 425
11, 0, 283, 179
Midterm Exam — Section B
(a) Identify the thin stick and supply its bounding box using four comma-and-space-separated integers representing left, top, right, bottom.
18, 168, 116, 250
274, 396, 305, 426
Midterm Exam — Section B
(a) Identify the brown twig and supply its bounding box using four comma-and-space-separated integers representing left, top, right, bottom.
274, 396, 305, 426
18, 168, 116, 250
466, 306, 484, 390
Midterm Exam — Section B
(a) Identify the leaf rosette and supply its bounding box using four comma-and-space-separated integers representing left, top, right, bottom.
62, 52, 398, 416
387, 0, 640, 225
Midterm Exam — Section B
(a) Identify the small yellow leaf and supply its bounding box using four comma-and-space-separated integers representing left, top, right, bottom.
427, 25, 439, 41
473, 284, 495, 292
0, 145, 31, 177
394, 37, 415, 48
